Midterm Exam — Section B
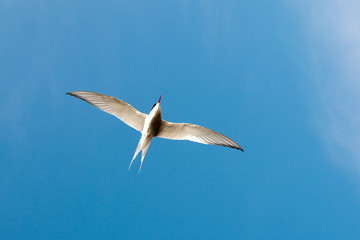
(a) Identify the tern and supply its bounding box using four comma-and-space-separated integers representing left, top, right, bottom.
67, 91, 244, 172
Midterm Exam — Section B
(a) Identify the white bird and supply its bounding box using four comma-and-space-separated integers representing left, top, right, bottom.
67, 91, 244, 172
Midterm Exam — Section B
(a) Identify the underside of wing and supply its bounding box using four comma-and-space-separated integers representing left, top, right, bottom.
67, 91, 147, 132
156, 120, 244, 151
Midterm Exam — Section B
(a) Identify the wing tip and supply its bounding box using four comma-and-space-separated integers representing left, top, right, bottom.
233, 142, 244, 152
66, 91, 88, 96
233, 145, 244, 152
229, 143, 244, 152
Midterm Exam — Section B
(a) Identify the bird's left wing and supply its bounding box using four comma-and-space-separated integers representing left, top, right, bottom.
67, 91, 147, 132
156, 120, 244, 151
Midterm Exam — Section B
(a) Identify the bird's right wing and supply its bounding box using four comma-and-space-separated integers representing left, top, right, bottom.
67, 91, 147, 132
156, 120, 244, 151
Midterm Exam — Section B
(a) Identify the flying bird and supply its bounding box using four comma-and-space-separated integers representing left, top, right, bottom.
67, 91, 244, 172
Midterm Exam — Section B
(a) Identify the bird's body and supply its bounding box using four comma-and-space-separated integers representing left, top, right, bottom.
67, 91, 243, 172
130, 102, 162, 171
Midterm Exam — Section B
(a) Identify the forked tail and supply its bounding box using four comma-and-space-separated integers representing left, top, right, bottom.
129, 139, 151, 173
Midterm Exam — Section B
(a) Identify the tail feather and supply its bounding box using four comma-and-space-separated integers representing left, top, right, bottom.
138, 143, 150, 173
129, 140, 142, 170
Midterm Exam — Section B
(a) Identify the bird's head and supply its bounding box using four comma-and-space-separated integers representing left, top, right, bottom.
151, 95, 162, 111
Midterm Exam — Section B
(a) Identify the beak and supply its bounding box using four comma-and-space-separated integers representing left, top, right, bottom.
158, 95, 162, 103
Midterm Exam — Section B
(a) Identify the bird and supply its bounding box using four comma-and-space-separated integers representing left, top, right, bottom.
67, 91, 244, 172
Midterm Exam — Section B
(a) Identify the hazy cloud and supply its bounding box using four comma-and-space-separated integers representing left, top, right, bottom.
297, 0, 360, 177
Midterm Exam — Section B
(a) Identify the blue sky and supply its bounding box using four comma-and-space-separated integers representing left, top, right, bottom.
1, 0, 360, 239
